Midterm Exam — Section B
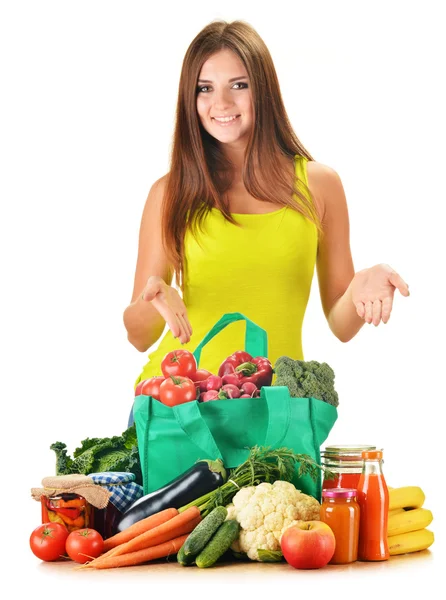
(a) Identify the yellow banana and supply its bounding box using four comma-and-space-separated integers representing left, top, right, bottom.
388, 486, 425, 510
389, 508, 405, 517
387, 508, 433, 537
388, 528, 434, 556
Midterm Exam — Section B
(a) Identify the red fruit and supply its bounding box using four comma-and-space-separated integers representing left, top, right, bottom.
190, 369, 212, 382
29, 523, 69, 562
159, 375, 197, 407
135, 380, 146, 396
281, 521, 336, 570
140, 376, 165, 400
161, 350, 197, 379
65, 528, 104, 564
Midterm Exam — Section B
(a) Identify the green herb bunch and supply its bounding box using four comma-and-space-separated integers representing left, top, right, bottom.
179, 446, 333, 517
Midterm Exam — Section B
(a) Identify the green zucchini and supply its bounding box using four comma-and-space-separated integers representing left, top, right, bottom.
177, 543, 196, 566
195, 519, 240, 568
183, 506, 228, 557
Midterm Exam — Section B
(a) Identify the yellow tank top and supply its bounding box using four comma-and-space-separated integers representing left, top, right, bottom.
135, 155, 318, 387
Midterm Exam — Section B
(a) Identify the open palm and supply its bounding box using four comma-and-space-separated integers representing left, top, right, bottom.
351, 263, 410, 326
142, 276, 192, 344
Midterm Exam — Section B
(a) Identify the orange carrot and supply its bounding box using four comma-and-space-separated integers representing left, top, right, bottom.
102, 507, 178, 552
78, 534, 189, 569
98, 516, 201, 563
108, 510, 201, 558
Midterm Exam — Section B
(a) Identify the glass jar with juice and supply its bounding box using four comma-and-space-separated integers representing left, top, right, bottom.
322, 445, 376, 490
321, 488, 360, 564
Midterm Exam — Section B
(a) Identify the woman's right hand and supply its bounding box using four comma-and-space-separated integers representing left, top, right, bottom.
141, 275, 193, 344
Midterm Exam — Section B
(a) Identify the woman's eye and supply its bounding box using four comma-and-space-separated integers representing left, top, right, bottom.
196, 82, 248, 93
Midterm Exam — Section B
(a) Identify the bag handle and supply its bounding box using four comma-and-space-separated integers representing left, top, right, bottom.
192, 312, 268, 366
172, 402, 224, 461
171, 386, 291, 462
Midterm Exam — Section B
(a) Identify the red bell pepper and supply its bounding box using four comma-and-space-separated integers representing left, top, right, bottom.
218, 351, 273, 389
47, 498, 82, 520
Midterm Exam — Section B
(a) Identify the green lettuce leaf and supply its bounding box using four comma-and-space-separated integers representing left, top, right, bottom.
257, 549, 284, 562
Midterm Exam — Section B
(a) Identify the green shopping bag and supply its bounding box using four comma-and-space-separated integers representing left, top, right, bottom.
133, 313, 338, 500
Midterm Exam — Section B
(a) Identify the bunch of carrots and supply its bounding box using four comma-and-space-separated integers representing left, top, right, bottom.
78, 506, 201, 570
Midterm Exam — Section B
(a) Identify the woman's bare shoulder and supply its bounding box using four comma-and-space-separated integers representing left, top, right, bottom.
153, 172, 170, 192
306, 161, 344, 220
306, 160, 341, 188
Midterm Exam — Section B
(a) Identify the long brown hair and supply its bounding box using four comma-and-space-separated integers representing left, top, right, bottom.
161, 19, 321, 290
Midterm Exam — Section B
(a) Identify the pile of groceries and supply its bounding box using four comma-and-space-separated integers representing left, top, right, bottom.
29, 348, 434, 570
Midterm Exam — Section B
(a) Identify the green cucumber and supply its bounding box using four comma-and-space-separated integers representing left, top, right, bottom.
177, 543, 196, 566
195, 519, 240, 568
183, 506, 228, 557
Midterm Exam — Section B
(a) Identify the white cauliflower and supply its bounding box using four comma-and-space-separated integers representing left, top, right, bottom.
226, 480, 321, 561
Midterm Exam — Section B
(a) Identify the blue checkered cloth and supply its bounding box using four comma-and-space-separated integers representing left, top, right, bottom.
88, 472, 144, 514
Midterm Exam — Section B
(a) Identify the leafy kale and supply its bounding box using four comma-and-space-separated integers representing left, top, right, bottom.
273, 356, 339, 407
50, 424, 142, 485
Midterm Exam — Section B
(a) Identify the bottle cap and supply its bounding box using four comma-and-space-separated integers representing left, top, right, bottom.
362, 449, 383, 460
322, 488, 357, 498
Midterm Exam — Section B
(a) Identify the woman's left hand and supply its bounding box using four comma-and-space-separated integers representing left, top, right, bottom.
351, 263, 410, 326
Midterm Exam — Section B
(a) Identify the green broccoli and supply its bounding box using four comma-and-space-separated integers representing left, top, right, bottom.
273, 356, 300, 397
273, 356, 339, 407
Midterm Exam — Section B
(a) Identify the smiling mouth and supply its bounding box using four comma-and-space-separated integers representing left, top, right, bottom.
212, 115, 241, 126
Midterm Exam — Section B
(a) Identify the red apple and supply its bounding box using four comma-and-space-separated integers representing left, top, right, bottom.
280, 520, 335, 569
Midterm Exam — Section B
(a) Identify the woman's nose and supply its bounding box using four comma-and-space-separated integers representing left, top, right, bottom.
213, 88, 234, 111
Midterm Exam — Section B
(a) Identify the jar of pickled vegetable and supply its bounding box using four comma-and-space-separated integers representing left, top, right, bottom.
321, 445, 376, 490
321, 488, 360, 564
41, 493, 91, 532
31, 474, 111, 533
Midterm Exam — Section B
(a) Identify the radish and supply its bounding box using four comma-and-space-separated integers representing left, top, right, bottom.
240, 394, 251, 398
200, 390, 220, 402
220, 384, 241, 399
199, 375, 222, 393
222, 373, 241, 387
240, 382, 257, 396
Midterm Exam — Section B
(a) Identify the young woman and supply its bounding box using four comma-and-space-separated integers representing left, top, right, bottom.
123, 19, 409, 391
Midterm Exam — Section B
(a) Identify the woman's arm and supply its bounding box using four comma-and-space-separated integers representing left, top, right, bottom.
123, 176, 173, 352
307, 162, 409, 343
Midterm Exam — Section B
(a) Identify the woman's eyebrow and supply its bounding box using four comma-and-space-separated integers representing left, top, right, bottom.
197, 75, 249, 83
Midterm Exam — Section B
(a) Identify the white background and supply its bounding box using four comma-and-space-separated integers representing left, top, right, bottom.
1, 0, 444, 596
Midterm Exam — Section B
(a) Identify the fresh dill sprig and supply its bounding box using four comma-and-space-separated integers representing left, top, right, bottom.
179, 445, 333, 517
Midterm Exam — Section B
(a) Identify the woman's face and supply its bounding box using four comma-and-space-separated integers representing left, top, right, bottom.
196, 49, 253, 150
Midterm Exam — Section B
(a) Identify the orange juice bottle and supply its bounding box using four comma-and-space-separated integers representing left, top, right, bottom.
357, 449, 389, 561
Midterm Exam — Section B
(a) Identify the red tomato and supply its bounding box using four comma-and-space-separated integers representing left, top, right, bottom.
161, 350, 197, 379
135, 380, 146, 396
159, 375, 197, 407
29, 523, 69, 562
190, 368, 213, 382
65, 528, 104, 564
139, 376, 165, 400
